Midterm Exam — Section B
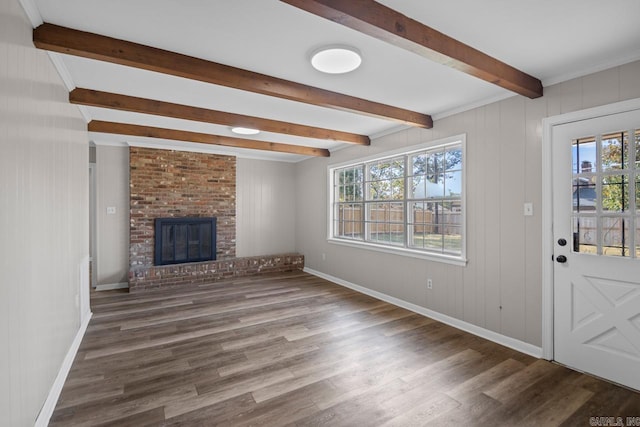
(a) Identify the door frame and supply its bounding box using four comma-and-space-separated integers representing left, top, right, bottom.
541, 97, 640, 360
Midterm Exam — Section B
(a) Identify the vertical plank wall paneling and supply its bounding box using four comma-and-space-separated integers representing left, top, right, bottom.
480, 101, 502, 334
474, 106, 489, 329
460, 109, 478, 326
294, 60, 640, 347
95, 145, 129, 286
0, 0, 89, 424
498, 96, 526, 341
524, 96, 546, 344
236, 158, 296, 257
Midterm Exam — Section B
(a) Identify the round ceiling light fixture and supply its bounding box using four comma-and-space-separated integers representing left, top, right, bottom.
311, 45, 362, 74
231, 127, 260, 135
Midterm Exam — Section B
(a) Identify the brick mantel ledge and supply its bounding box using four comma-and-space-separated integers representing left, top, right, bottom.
128, 253, 304, 293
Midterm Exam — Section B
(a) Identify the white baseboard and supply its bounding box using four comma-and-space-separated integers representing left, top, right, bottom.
35, 312, 92, 427
95, 282, 129, 291
304, 267, 543, 359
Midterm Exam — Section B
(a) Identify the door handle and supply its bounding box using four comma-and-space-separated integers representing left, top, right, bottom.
556, 255, 567, 263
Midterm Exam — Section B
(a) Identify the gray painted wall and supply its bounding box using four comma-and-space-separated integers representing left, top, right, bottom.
95, 145, 130, 286
237, 158, 296, 257
0, 0, 89, 424
295, 60, 640, 347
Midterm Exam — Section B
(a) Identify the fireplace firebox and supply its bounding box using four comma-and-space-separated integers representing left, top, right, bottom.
154, 217, 216, 266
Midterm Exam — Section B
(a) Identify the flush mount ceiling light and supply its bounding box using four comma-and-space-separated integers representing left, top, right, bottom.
231, 127, 260, 135
311, 45, 362, 74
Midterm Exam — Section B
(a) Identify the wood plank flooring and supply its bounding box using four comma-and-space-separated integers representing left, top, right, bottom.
50, 271, 640, 426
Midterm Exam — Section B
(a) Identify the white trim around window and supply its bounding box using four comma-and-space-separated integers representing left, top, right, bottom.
327, 134, 467, 266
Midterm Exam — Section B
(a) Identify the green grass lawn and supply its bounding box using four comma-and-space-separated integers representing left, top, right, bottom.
365, 232, 462, 252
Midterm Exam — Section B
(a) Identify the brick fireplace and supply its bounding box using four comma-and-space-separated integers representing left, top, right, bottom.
128, 147, 303, 292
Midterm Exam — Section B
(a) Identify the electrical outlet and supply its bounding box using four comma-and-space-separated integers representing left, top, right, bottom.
427, 278, 433, 289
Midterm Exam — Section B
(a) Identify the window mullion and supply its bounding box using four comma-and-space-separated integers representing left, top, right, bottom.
629, 128, 636, 258
403, 154, 409, 249
596, 133, 603, 255
364, 164, 370, 243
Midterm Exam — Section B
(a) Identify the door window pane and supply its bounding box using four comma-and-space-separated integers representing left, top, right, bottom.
572, 177, 596, 212
570, 130, 639, 260
572, 216, 597, 254
601, 131, 628, 171
602, 217, 630, 257
601, 175, 629, 212
572, 137, 596, 173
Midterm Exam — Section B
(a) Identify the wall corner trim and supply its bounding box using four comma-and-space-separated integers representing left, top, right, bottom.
35, 312, 93, 427
303, 267, 543, 359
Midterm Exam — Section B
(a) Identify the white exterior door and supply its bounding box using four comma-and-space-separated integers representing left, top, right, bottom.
553, 108, 640, 390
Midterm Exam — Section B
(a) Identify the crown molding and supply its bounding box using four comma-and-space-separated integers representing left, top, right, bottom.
17, 0, 43, 27
90, 138, 304, 163
542, 49, 640, 87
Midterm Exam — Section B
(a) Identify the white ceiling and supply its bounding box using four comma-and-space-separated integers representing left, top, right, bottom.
27, 0, 640, 161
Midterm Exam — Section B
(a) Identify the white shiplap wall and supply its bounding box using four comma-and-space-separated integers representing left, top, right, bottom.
0, 0, 89, 425
295, 60, 640, 348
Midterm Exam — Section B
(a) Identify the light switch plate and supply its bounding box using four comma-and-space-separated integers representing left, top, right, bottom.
106, 206, 116, 215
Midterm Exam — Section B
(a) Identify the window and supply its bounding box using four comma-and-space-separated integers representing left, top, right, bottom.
329, 135, 465, 264
572, 130, 640, 257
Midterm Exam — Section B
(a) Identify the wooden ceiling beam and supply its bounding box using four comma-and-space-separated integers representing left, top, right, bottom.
71, 88, 370, 145
280, 0, 543, 99
88, 121, 330, 157
34, 23, 433, 128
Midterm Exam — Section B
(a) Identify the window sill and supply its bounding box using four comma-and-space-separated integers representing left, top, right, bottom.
327, 238, 468, 266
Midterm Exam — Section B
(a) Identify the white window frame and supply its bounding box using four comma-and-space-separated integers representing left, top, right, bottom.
327, 134, 467, 266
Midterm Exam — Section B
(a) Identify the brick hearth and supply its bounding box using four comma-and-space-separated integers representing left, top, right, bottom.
128, 253, 304, 292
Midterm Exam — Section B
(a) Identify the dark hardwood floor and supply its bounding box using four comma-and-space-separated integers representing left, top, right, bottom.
50, 271, 640, 426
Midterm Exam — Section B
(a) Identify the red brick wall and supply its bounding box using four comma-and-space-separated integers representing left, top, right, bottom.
129, 147, 236, 270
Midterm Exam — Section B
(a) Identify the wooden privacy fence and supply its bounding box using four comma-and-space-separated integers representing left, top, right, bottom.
338, 205, 461, 235
574, 216, 633, 251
